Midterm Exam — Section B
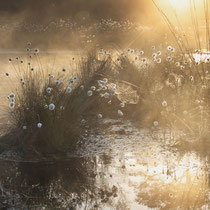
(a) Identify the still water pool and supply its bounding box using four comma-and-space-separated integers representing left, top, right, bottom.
0, 119, 209, 209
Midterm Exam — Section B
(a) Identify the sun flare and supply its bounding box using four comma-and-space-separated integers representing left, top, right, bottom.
170, 0, 190, 10
170, 0, 201, 10
159, 0, 202, 11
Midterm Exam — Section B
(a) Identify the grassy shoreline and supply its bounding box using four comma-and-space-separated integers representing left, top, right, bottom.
0, 43, 209, 156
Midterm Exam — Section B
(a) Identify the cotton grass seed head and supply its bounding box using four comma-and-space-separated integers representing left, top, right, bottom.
167, 46, 172, 51
153, 121, 158, 127
183, 110, 188, 115
9, 102, 15, 108
175, 62, 180, 67
49, 104, 55, 111
195, 100, 200, 104
98, 114, 103, 119
103, 78, 108, 83
205, 58, 210, 63
190, 76, 194, 81
23, 125, 27, 130
98, 80, 105, 85
118, 110, 123, 116
37, 123, 42, 128
66, 87, 71, 92
120, 102, 125, 108
81, 119, 86, 124
46, 87, 52, 93
166, 56, 172, 62
69, 78, 74, 83
156, 58, 161, 63
104, 92, 110, 99
142, 58, 147, 63
9, 93, 15, 98
34, 49, 39, 53
110, 87, 116, 95
87, 90, 93, 96
157, 51, 161, 56
171, 47, 175, 52
162, 100, 167, 107
91, 86, 96, 91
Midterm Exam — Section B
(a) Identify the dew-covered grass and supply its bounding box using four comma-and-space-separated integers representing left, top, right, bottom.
0, 43, 209, 155
0, 49, 123, 154
0, 1, 209, 155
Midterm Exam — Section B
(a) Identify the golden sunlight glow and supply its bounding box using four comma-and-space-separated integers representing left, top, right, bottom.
118, 151, 209, 208
160, 0, 202, 12
170, 0, 191, 10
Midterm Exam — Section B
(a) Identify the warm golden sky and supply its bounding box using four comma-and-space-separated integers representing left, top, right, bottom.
0, 0, 154, 23
0, 0, 207, 49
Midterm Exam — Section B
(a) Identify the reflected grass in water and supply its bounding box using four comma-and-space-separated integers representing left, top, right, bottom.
0, 139, 209, 209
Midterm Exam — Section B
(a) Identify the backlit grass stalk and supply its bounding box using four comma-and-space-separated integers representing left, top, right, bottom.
2, 52, 113, 153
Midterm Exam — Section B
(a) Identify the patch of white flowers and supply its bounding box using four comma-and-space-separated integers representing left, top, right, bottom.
87, 90, 93, 96
49, 104, 55, 111
162, 101, 167, 107
66, 87, 71, 93
37, 123, 43, 128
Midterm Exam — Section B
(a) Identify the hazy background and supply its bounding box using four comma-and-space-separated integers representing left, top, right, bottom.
0, 0, 166, 50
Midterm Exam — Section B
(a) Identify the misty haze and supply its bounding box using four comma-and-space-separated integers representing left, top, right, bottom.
0, 0, 209, 209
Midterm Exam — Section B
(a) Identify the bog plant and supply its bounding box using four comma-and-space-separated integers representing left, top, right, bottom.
1, 0, 210, 155
2, 49, 123, 154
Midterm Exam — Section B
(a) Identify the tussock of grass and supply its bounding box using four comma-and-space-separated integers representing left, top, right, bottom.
108, 47, 210, 143
0, 45, 209, 156
1, 53, 117, 154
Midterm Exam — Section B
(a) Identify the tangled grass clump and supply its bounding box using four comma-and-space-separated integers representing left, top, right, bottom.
98, 43, 210, 148
1, 51, 121, 155
0, 42, 209, 157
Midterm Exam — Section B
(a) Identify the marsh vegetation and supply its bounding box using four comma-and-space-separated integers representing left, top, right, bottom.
0, 0, 209, 209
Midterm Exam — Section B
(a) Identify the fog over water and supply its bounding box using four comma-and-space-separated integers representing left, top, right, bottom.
0, 0, 163, 49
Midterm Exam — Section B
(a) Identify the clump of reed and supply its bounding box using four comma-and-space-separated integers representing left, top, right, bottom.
1, 49, 120, 155
98, 0, 210, 147
151, 0, 210, 145
116, 45, 209, 141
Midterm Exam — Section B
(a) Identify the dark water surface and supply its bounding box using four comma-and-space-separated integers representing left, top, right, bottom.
0, 119, 209, 209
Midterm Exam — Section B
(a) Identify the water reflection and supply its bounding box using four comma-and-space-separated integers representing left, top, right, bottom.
0, 120, 209, 209
0, 158, 98, 209
135, 153, 209, 209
